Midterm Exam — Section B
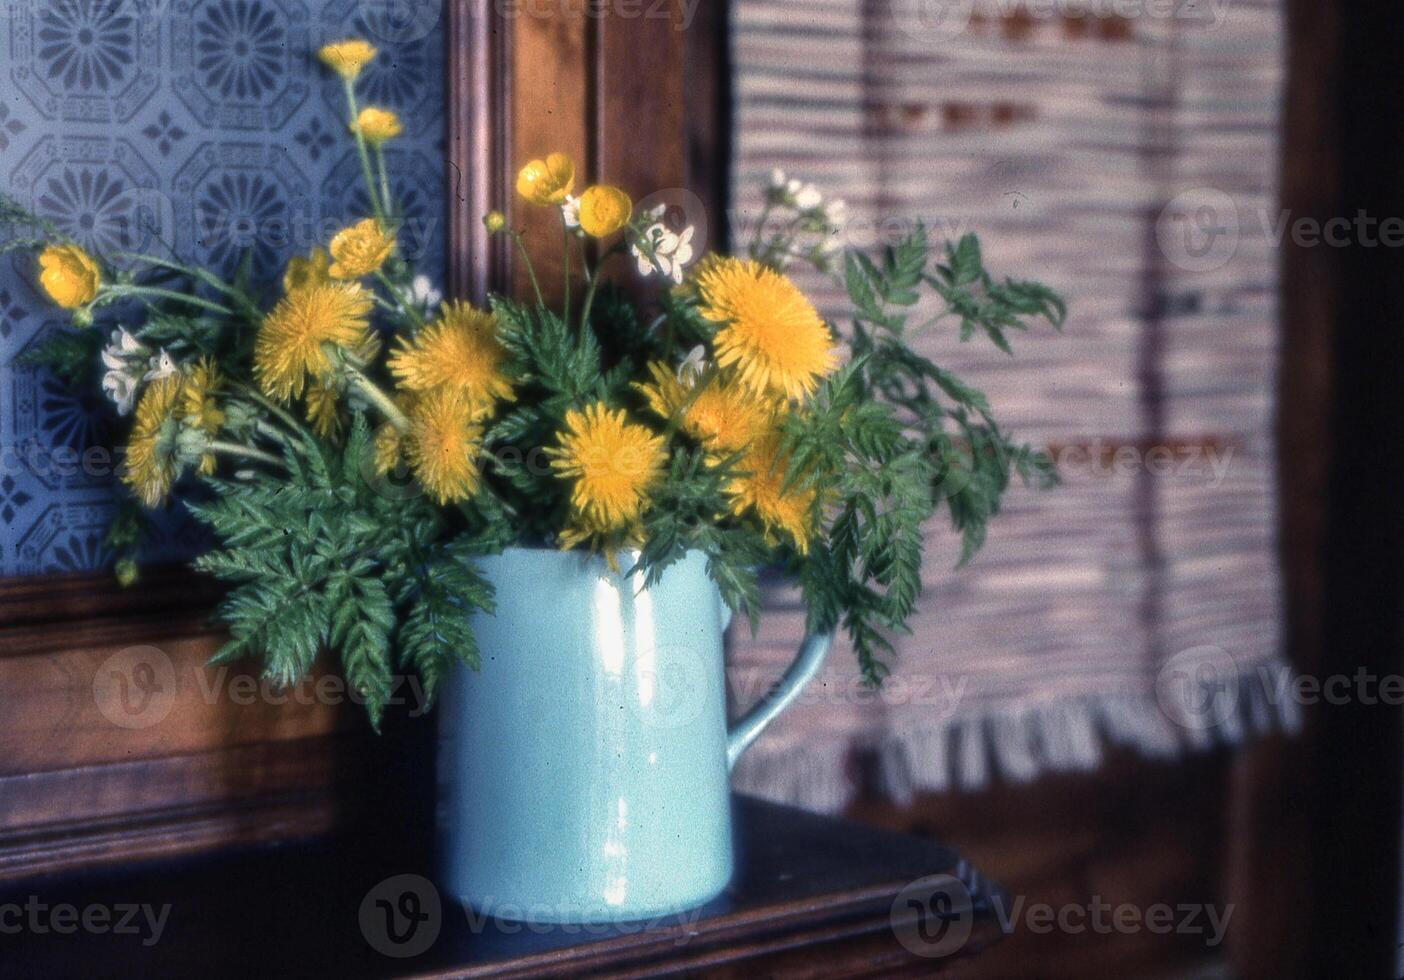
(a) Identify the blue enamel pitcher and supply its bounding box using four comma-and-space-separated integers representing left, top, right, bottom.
436, 547, 832, 923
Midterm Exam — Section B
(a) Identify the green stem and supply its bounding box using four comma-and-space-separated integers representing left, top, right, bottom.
346, 368, 409, 433
579, 273, 602, 335
107, 286, 234, 317
749, 202, 774, 259
344, 80, 386, 224
576, 234, 593, 287
562, 225, 572, 322
373, 144, 395, 224
115, 253, 245, 299
509, 230, 545, 308
208, 441, 285, 468
377, 271, 424, 329
577, 241, 624, 333
229, 382, 303, 434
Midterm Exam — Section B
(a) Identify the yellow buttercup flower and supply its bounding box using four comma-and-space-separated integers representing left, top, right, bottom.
577, 185, 632, 238
319, 39, 378, 81
516, 153, 576, 206
404, 388, 483, 505
635, 362, 774, 455
38, 244, 101, 309
388, 302, 513, 415
283, 247, 331, 293
123, 374, 184, 508
697, 258, 838, 401
483, 211, 507, 233
548, 403, 667, 540
725, 431, 817, 554
353, 107, 403, 145
254, 282, 374, 401
329, 218, 396, 280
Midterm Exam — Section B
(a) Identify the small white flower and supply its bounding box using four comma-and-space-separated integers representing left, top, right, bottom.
676, 345, 708, 387
631, 220, 696, 285
562, 195, 582, 230
101, 328, 145, 371
411, 276, 442, 312
111, 328, 143, 355
102, 369, 140, 416
144, 349, 178, 382
793, 183, 823, 211
770, 169, 788, 190
663, 227, 696, 283
823, 198, 848, 226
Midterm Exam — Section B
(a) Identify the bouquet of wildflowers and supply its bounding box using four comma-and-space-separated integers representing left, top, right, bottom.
1, 38, 1063, 726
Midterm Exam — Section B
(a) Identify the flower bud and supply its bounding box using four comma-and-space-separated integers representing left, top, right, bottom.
114, 559, 139, 588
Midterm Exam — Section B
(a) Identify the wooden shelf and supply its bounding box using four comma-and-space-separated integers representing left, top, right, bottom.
0, 796, 1004, 978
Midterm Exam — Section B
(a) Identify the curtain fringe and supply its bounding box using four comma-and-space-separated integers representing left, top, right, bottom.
734, 668, 1303, 813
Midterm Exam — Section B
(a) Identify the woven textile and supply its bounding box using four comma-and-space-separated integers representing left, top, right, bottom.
728, 0, 1296, 810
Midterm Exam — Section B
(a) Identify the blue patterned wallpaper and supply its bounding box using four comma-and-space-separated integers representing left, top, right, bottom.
0, 0, 447, 576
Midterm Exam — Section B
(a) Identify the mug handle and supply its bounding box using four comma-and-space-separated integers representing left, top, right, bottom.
726, 631, 834, 771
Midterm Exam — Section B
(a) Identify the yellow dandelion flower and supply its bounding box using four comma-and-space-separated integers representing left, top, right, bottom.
283, 247, 331, 293
38, 244, 101, 309
516, 152, 575, 206
548, 403, 667, 538
635, 362, 774, 455
353, 106, 403, 145
726, 431, 817, 554
178, 358, 225, 473
179, 358, 225, 434
254, 282, 374, 401
577, 185, 632, 238
697, 258, 838, 400
388, 302, 513, 415
123, 375, 184, 508
305, 381, 342, 441
404, 388, 483, 505
319, 39, 378, 81
373, 422, 403, 476
329, 218, 396, 280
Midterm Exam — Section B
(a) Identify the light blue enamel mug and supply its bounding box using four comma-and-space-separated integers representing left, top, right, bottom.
436, 547, 831, 923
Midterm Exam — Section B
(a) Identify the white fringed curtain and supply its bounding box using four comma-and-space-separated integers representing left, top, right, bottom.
726, 0, 1296, 811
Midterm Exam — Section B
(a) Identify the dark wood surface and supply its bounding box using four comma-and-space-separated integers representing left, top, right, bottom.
0, 796, 1003, 979
0, 566, 223, 635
